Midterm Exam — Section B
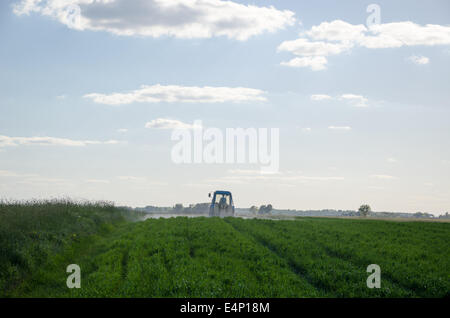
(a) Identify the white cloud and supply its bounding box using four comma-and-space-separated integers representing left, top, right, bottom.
17, 177, 71, 186
306, 20, 367, 43
280, 56, 328, 71
362, 22, 450, 48
0, 135, 119, 147
0, 170, 38, 178
307, 20, 450, 48
145, 118, 201, 130
279, 19, 450, 70
0, 170, 18, 177
387, 157, 397, 163
370, 174, 398, 180
310, 93, 369, 107
408, 55, 430, 65
339, 94, 369, 107
117, 128, 128, 133
328, 126, 351, 131
277, 36, 352, 70
301, 127, 312, 132
278, 38, 351, 57
13, 0, 295, 41
84, 84, 267, 105
0, 170, 71, 186
310, 94, 332, 101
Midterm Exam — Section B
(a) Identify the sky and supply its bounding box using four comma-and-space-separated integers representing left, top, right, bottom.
0, 0, 449, 214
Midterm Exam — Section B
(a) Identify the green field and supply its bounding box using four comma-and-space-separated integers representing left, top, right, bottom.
1, 202, 449, 297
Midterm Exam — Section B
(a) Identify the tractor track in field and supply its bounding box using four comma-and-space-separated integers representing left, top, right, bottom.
223, 218, 330, 296
224, 218, 419, 297
315, 242, 421, 296
306, 236, 418, 296
120, 248, 129, 280
264, 222, 422, 296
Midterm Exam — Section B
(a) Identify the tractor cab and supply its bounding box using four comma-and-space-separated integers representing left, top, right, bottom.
208, 190, 235, 217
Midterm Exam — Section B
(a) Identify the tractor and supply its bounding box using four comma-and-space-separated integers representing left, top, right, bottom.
208, 190, 235, 217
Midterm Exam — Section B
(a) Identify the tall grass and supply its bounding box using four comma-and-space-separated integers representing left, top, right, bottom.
0, 199, 136, 296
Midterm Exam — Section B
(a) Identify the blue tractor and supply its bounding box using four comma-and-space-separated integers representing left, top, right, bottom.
208, 190, 235, 217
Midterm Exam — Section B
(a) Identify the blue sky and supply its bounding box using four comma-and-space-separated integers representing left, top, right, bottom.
0, 0, 449, 214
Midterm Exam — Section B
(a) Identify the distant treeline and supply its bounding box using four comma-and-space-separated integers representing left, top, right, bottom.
270, 209, 442, 219
130, 203, 210, 215
123, 204, 449, 219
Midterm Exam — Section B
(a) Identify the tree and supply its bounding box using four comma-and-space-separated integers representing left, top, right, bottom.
258, 204, 273, 215
174, 203, 184, 213
358, 204, 371, 217
249, 206, 258, 215
258, 205, 266, 215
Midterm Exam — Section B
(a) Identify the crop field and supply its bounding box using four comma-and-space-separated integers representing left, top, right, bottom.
1, 203, 449, 298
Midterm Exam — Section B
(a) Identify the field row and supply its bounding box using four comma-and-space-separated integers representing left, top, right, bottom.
226, 218, 449, 297
15, 216, 449, 297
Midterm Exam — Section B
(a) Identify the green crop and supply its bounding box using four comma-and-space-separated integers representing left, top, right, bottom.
1, 202, 448, 297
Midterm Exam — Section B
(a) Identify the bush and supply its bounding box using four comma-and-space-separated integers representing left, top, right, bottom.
0, 199, 133, 296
